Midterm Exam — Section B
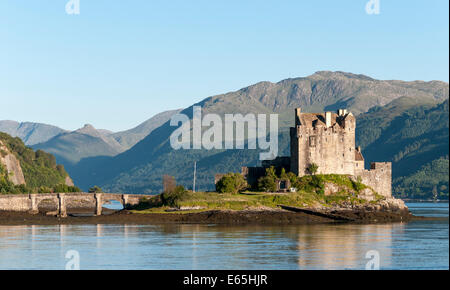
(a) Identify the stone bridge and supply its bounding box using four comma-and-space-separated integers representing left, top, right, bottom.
0, 193, 154, 217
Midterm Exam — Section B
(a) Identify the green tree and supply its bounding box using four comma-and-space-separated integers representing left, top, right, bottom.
216, 173, 248, 194
88, 186, 103, 193
161, 185, 187, 207
257, 167, 278, 192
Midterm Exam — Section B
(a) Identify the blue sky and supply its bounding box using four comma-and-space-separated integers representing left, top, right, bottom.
0, 0, 448, 131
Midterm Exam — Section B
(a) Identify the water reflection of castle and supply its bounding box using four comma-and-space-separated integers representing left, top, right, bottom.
294, 224, 400, 270
0, 223, 406, 270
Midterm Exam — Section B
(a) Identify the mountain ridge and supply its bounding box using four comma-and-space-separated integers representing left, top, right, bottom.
66, 71, 449, 198
0, 121, 67, 146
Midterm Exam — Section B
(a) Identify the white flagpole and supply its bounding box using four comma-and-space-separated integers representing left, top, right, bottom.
193, 161, 197, 193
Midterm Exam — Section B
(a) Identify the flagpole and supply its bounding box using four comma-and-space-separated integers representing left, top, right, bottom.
193, 161, 197, 193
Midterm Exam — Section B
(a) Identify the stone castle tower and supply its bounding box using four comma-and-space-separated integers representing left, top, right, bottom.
290, 108, 392, 197
239, 107, 393, 197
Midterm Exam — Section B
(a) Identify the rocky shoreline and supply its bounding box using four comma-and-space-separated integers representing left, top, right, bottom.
1, 194, 437, 226
0, 206, 434, 226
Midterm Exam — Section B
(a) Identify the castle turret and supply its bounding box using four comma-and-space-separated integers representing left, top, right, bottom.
325, 112, 332, 128
295, 108, 301, 126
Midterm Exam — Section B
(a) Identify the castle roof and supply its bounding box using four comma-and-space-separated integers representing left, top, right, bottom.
355, 150, 364, 161
297, 110, 354, 129
298, 113, 333, 127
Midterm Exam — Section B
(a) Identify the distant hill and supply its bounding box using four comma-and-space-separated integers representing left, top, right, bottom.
66, 72, 449, 199
112, 109, 182, 150
31, 109, 182, 167
195, 71, 448, 127
0, 120, 67, 146
33, 124, 126, 165
0, 132, 77, 194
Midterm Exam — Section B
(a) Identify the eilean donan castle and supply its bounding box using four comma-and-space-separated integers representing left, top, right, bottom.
242, 108, 392, 197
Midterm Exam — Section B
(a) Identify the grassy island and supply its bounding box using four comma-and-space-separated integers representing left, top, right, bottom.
131, 174, 386, 214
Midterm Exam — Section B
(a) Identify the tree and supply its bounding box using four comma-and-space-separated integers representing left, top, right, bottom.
307, 163, 319, 175
161, 185, 187, 207
88, 186, 103, 193
257, 167, 278, 192
163, 175, 176, 193
280, 168, 289, 180
216, 173, 248, 194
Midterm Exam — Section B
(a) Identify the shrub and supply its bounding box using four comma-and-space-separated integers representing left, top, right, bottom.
351, 176, 366, 193
258, 176, 277, 192
311, 175, 325, 194
54, 184, 81, 193
88, 186, 104, 193
216, 173, 248, 194
307, 163, 319, 175
161, 185, 187, 207
257, 167, 278, 192
38, 186, 53, 193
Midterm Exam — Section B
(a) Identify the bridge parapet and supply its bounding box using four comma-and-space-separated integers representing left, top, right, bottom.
0, 192, 154, 217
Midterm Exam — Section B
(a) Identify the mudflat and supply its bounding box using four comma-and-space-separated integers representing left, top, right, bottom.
0, 208, 432, 226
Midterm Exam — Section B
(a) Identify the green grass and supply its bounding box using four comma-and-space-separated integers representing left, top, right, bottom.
131, 174, 384, 214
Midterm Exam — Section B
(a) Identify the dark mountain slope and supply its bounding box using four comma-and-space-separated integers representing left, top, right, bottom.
358, 100, 449, 198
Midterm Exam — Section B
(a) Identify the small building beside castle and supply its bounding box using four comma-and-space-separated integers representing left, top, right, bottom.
241, 108, 392, 197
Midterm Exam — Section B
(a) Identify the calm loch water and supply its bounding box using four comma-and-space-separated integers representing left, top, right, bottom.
0, 202, 448, 270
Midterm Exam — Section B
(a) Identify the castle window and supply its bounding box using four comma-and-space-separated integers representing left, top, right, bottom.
309, 136, 316, 147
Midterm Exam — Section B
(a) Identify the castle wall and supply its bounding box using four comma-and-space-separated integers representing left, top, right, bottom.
292, 115, 356, 176
241, 166, 266, 190
355, 162, 392, 197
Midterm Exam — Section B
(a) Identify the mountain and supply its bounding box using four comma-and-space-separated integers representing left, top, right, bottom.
67, 71, 449, 199
0, 120, 67, 146
0, 132, 76, 194
195, 71, 447, 127
112, 109, 182, 150
33, 124, 126, 165
358, 99, 449, 199
30, 109, 182, 167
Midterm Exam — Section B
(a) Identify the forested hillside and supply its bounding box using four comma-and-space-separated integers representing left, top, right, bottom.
358, 100, 449, 199
0, 132, 79, 194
